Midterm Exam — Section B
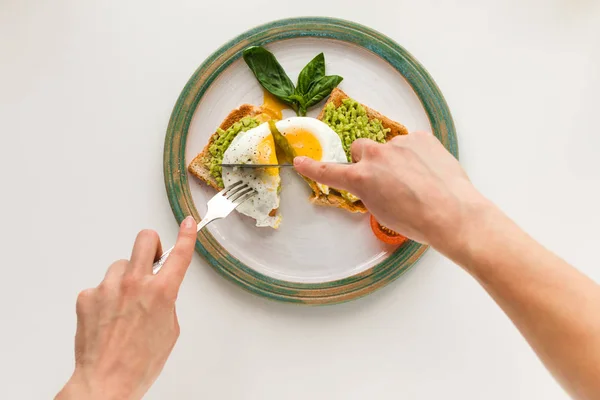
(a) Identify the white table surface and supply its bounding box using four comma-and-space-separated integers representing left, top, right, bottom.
1, 1, 599, 399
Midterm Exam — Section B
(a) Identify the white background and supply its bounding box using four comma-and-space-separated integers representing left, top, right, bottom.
1, 0, 599, 399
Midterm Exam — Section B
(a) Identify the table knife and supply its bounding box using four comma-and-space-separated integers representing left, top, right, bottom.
219, 162, 351, 168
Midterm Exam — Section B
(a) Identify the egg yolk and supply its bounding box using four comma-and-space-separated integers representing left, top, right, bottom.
257, 135, 278, 176
284, 129, 323, 161
262, 89, 287, 120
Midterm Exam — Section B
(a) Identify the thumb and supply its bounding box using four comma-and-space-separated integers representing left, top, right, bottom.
161, 216, 197, 289
294, 156, 354, 192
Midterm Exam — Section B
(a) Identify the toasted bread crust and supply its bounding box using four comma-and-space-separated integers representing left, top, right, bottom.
313, 88, 409, 213
187, 104, 265, 190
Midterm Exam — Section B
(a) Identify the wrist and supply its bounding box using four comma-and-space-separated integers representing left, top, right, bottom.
56, 370, 136, 400
441, 196, 523, 276
428, 188, 500, 265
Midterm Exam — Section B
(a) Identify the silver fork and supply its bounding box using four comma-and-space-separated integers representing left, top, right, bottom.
152, 181, 257, 274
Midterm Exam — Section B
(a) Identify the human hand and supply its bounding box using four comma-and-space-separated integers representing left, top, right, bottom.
294, 132, 488, 253
56, 216, 197, 400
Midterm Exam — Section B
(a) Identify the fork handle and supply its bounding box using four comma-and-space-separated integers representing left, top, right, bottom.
152, 214, 216, 274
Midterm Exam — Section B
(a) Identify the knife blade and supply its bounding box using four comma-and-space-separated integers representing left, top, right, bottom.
219, 163, 295, 168
219, 162, 351, 168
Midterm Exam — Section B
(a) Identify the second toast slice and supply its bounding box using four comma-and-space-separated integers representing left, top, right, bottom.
308, 88, 409, 213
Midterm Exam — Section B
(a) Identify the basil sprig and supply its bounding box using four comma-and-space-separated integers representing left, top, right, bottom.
243, 46, 343, 116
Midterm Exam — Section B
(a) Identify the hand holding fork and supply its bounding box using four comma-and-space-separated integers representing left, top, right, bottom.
153, 181, 256, 274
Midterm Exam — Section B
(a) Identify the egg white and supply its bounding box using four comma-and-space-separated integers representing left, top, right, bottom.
222, 123, 281, 228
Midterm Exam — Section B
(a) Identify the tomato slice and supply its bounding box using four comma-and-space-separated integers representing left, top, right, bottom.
370, 215, 408, 245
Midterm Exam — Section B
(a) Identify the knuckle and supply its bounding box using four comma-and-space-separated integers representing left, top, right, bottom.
346, 166, 370, 184
152, 278, 169, 293
352, 139, 382, 160
152, 279, 177, 303
76, 288, 95, 312
77, 288, 95, 302
350, 140, 363, 156
364, 142, 382, 158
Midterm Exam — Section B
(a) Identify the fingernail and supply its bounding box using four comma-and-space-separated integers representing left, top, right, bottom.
294, 156, 307, 166
182, 216, 195, 229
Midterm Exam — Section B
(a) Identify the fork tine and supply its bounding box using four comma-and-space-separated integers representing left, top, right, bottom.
219, 180, 244, 196
229, 187, 254, 202
225, 183, 251, 199
232, 190, 257, 206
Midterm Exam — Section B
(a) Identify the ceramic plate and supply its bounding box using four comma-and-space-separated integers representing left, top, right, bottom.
164, 17, 457, 304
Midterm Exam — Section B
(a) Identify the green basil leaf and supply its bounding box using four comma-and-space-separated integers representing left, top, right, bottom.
296, 53, 325, 95
243, 46, 296, 105
304, 75, 344, 108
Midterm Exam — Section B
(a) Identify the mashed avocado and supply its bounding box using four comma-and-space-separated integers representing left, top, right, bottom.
322, 98, 390, 160
208, 117, 260, 187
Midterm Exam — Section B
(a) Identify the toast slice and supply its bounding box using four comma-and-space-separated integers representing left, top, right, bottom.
310, 88, 409, 213
187, 104, 266, 190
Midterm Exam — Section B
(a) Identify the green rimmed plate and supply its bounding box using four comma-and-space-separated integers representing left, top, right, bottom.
164, 17, 457, 304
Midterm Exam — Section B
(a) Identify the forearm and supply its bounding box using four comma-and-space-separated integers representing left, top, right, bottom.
441, 200, 600, 399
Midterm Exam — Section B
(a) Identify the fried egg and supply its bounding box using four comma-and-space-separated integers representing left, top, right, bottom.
275, 117, 347, 194
222, 122, 281, 228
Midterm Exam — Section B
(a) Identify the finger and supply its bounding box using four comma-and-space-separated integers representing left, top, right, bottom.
350, 138, 380, 162
160, 216, 197, 289
129, 230, 162, 275
102, 259, 128, 286
293, 156, 354, 192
